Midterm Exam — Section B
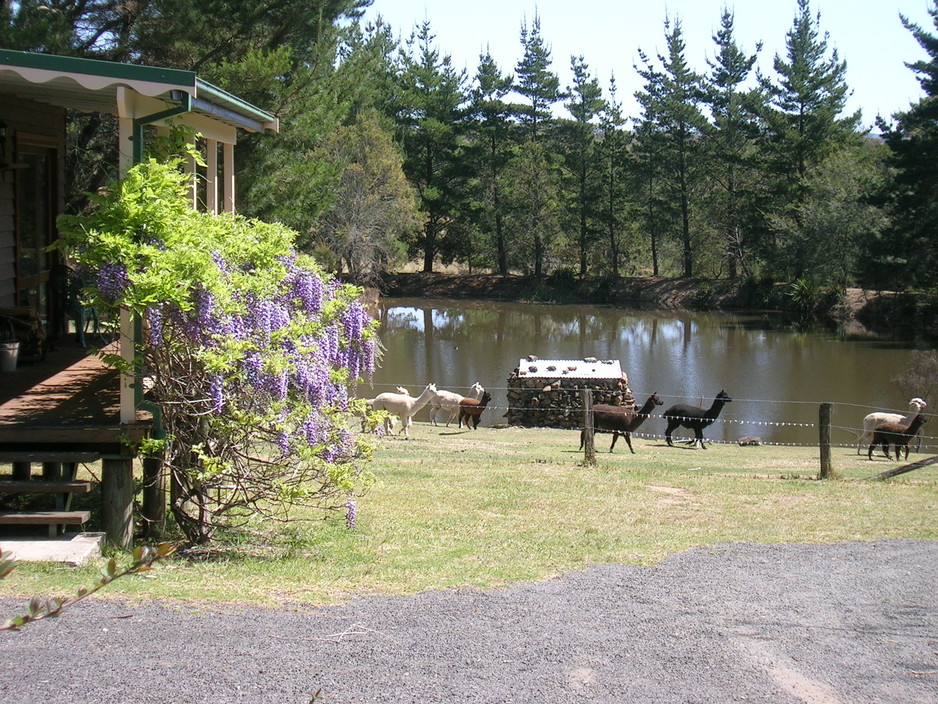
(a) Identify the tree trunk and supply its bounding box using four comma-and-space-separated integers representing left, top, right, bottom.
141, 454, 165, 539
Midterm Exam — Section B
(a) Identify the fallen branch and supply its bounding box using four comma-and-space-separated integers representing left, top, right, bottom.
866, 454, 938, 481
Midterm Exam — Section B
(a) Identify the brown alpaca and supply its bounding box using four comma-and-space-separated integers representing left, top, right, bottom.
579, 393, 664, 454
458, 391, 492, 430
868, 413, 928, 460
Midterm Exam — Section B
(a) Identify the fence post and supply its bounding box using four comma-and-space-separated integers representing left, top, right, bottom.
819, 402, 833, 479
582, 389, 596, 466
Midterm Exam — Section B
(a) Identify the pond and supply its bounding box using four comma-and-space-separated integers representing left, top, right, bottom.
369, 298, 927, 448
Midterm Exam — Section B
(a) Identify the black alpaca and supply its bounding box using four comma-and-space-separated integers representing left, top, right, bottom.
663, 390, 732, 449
579, 393, 664, 454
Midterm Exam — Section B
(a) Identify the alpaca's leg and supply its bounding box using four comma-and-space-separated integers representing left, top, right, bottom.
665, 419, 678, 446
623, 432, 635, 454
696, 428, 707, 449
857, 430, 872, 455
609, 431, 619, 452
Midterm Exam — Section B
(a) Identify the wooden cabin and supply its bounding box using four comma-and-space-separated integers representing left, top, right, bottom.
0, 49, 278, 553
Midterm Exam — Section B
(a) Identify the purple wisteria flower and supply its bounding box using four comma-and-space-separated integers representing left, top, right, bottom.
277, 430, 290, 456
97, 261, 130, 302
363, 337, 376, 378
146, 305, 164, 348
209, 374, 224, 414
292, 269, 324, 315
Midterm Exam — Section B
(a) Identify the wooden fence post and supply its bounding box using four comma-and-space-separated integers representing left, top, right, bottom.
819, 402, 833, 479
583, 389, 596, 466
102, 456, 134, 550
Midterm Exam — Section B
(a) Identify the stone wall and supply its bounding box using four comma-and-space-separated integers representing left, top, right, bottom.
505, 373, 634, 429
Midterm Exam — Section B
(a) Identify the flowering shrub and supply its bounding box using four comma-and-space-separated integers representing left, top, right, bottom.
58, 160, 378, 543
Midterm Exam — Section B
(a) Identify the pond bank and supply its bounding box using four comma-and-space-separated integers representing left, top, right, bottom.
376, 272, 935, 340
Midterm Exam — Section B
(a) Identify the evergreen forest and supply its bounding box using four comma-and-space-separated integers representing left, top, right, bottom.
5, 0, 938, 294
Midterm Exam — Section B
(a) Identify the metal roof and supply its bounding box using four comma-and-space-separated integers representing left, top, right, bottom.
0, 49, 278, 133
515, 358, 623, 379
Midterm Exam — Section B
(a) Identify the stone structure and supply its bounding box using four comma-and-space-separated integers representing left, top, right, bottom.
506, 356, 634, 429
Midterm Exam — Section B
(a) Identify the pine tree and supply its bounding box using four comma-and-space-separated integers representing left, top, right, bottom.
468, 51, 515, 274
874, 1, 938, 290
762, 0, 860, 200
564, 56, 606, 276
597, 76, 634, 278
634, 17, 708, 277
761, 0, 862, 281
704, 9, 764, 279
397, 21, 470, 272
514, 14, 562, 141
511, 13, 564, 277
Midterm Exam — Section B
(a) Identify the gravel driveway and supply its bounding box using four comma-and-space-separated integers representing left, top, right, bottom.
1, 539, 936, 704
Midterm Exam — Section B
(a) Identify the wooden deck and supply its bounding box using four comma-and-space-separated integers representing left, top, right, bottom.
0, 339, 150, 453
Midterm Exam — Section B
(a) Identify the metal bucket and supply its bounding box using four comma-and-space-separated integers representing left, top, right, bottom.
0, 340, 19, 372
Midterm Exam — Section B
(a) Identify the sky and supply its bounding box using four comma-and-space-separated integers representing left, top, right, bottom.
361, 0, 937, 130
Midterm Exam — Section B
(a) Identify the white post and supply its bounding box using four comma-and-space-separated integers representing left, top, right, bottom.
116, 91, 137, 424
223, 141, 235, 213
185, 151, 198, 209
116, 88, 134, 177
119, 307, 136, 424
205, 138, 218, 214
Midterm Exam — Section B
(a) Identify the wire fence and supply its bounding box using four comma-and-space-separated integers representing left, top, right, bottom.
363, 382, 938, 451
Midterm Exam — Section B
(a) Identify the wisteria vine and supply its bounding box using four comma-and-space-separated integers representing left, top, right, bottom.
57, 159, 379, 543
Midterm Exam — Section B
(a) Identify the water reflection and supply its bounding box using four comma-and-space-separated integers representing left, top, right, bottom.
371, 299, 922, 446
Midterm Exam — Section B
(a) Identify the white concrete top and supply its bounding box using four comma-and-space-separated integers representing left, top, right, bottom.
515, 357, 622, 380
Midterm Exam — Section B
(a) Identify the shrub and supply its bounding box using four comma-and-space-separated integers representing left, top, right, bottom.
57, 160, 378, 544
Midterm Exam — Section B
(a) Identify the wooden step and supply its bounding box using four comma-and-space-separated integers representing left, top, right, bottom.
0, 511, 90, 525
0, 480, 94, 494
0, 510, 92, 537
0, 452, 102, 464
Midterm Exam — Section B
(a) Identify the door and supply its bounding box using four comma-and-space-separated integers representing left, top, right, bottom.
14, 134, 58, 320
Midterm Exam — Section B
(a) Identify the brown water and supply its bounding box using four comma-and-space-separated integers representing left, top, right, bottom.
369, 298, 925, 447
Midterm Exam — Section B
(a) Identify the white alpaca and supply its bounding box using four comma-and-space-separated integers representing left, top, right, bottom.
371, 383, 437, 436
856, 397, 927, 454
429, 382, 485, 426
362, 387, 409, 431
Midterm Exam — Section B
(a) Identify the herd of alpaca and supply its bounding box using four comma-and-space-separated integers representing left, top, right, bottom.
365, 382, 930, 460
366, 382, 489, 436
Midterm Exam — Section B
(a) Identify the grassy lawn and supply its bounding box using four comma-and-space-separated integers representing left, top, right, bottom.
1, 424, 936, 607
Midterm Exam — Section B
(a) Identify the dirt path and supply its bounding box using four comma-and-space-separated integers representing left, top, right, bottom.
1, 539, 936, 703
